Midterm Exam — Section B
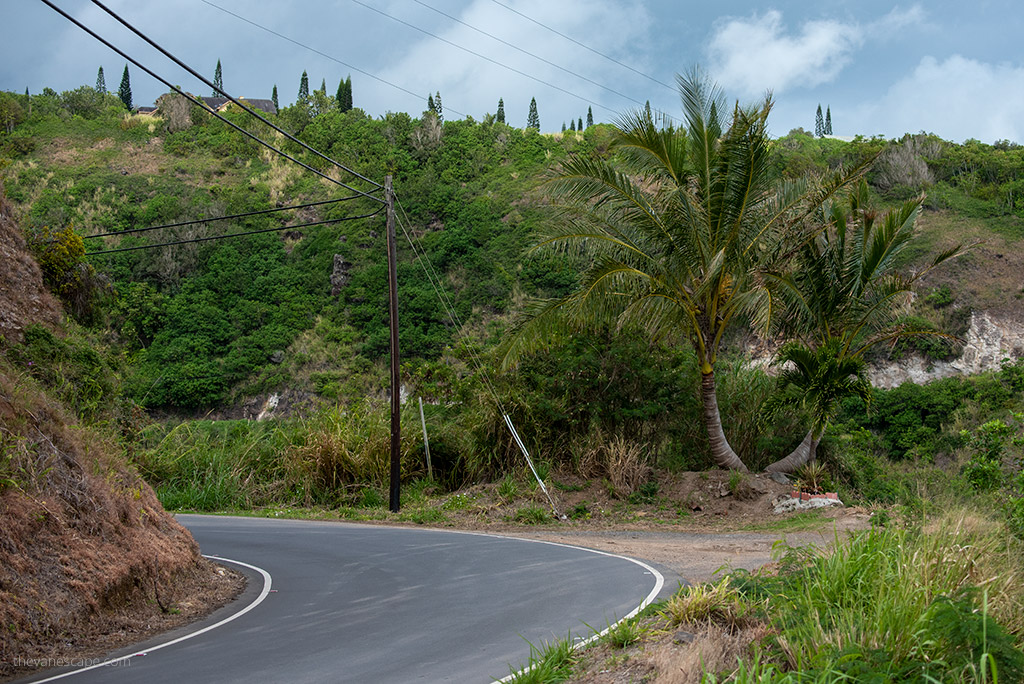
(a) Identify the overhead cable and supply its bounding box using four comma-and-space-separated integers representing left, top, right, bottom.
39, 0, 384, 204
84, 196, 363, 240
412, 0, 646, 110
487, 0, 675, 93
88, 0, 383, 192
85, 209, 383, 255
349, 0, 619, 116
200, 0, 467, 119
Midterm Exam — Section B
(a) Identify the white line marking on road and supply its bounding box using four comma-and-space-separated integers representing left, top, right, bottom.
468, 534, 664, 684
27, 556, 272, 682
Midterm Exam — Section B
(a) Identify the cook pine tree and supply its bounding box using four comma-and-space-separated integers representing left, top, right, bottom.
527, 97, 539, 130
496, 98, 505, 123
118, 64, 132, 110
213, 59, 223, 95
95, 66, 105, 93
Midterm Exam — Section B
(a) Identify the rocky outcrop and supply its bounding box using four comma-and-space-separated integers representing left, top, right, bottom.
868, 311, 1024, 388
330, 253, 350, 296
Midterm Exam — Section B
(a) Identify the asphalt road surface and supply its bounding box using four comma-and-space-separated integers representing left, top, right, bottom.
21, 515, 669, 684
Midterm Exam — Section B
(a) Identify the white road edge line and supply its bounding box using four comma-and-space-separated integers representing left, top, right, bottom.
479, 535, 665, 684
27, 555, 272, 683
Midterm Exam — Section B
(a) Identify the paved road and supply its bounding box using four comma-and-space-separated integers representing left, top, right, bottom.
22, 516, 669, 683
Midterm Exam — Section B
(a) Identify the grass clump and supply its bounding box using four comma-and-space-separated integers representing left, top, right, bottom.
601, 617, 646, 649
662, 576, 757, 630
513, 505, 550, 525
723, 512, 1024, 681
504, 635, 577, 684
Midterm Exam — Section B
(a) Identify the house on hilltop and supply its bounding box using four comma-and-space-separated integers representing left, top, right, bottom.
154, 92, 277, 132
199, 97, 277, 115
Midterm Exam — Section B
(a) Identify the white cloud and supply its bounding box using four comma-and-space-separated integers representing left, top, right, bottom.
375, 0, 651, 128
853, 55, 1024, 143
706, 10, 863, 97
868, 4, 927, 38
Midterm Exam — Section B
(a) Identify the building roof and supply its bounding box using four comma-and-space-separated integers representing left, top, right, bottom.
199, 96, 277, 115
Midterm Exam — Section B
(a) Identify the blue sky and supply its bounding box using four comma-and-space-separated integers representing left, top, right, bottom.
4, 0, 1022, 143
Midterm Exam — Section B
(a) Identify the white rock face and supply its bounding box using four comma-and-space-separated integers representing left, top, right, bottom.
256, 393, 280, 421
868, 312, 1024, 388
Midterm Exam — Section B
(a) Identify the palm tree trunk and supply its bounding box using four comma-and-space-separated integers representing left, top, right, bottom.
701, 370, 748, 472
764, 430, 820, 473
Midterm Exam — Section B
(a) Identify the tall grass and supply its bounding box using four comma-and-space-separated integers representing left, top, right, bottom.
729, 512, 1024, 681
134, 402, 428, 510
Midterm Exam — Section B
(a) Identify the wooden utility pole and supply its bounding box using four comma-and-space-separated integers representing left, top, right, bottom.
386, 175, 401, 513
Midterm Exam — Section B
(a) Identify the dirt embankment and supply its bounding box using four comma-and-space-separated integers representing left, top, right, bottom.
0, 193, 242, 681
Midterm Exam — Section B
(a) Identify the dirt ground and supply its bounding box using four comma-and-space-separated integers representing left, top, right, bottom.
424, 470, 872, 585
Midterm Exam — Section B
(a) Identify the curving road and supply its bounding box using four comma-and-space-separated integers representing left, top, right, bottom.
20, 515, 671, 683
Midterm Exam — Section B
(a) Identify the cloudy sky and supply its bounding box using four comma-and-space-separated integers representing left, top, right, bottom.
4, 0, 1022, 143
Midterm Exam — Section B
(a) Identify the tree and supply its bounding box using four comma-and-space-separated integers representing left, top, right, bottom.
118, 64, 132, 110
505, 69, 864, 472
825, 106, 832, 135
319, 78, 327, 96
213, 59, 223, 95
427, 93, 436, 115
760, 182, 965, 470
815, 104, 824, 138
271, 84, 279, 111
586, 106, 593, 128
95, 66, 106, 93
496, 98, 505, 124
644, 100, 652, 121
0, 92, 25, 133
568, 119, 575, 132
298, 70, 309, 101
336, 76, 353, 112
577, 117, 583, 131
561, 122, 567, 132
527, 97, 539, 130
434, 91, 443, 122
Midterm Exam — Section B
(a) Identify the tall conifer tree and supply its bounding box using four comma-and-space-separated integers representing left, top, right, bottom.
586, 106, 593, 128
815, 104, 824, 137
271, 85, 278, 111
298, 71, 309, 101
344, 76, 353, 111
434, 91, 443, 122
527, 97, 539, 130
95, 66, 105, 93
825, 106, 833, 135
496, 98, 505, 123
117, 64, 132, 110
213, 59, 223, 95
577, 117, 583, 131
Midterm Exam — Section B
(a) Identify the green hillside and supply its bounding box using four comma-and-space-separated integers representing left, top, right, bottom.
3, 85, 1024, 482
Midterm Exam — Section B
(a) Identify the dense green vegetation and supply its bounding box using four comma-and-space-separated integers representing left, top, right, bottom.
4, 78, 1024, 682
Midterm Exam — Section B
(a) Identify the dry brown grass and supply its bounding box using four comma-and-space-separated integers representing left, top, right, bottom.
0, 363, 219, 679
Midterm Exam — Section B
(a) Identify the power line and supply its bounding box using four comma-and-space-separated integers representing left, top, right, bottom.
487, 0, 675, 93
83, 196, 362, 240
411, 0, 646, 111
392, 195, 506, 416
199, 0, 467, 119
85, 210, 383, 255
349, 0, 621, 117
39, 0, 384, 205
89, 0, 383, 193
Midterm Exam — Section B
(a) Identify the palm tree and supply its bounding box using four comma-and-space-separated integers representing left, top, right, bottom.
760, 339, 871, 473
504, 69, 864, 472
760, 181, 966, 471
